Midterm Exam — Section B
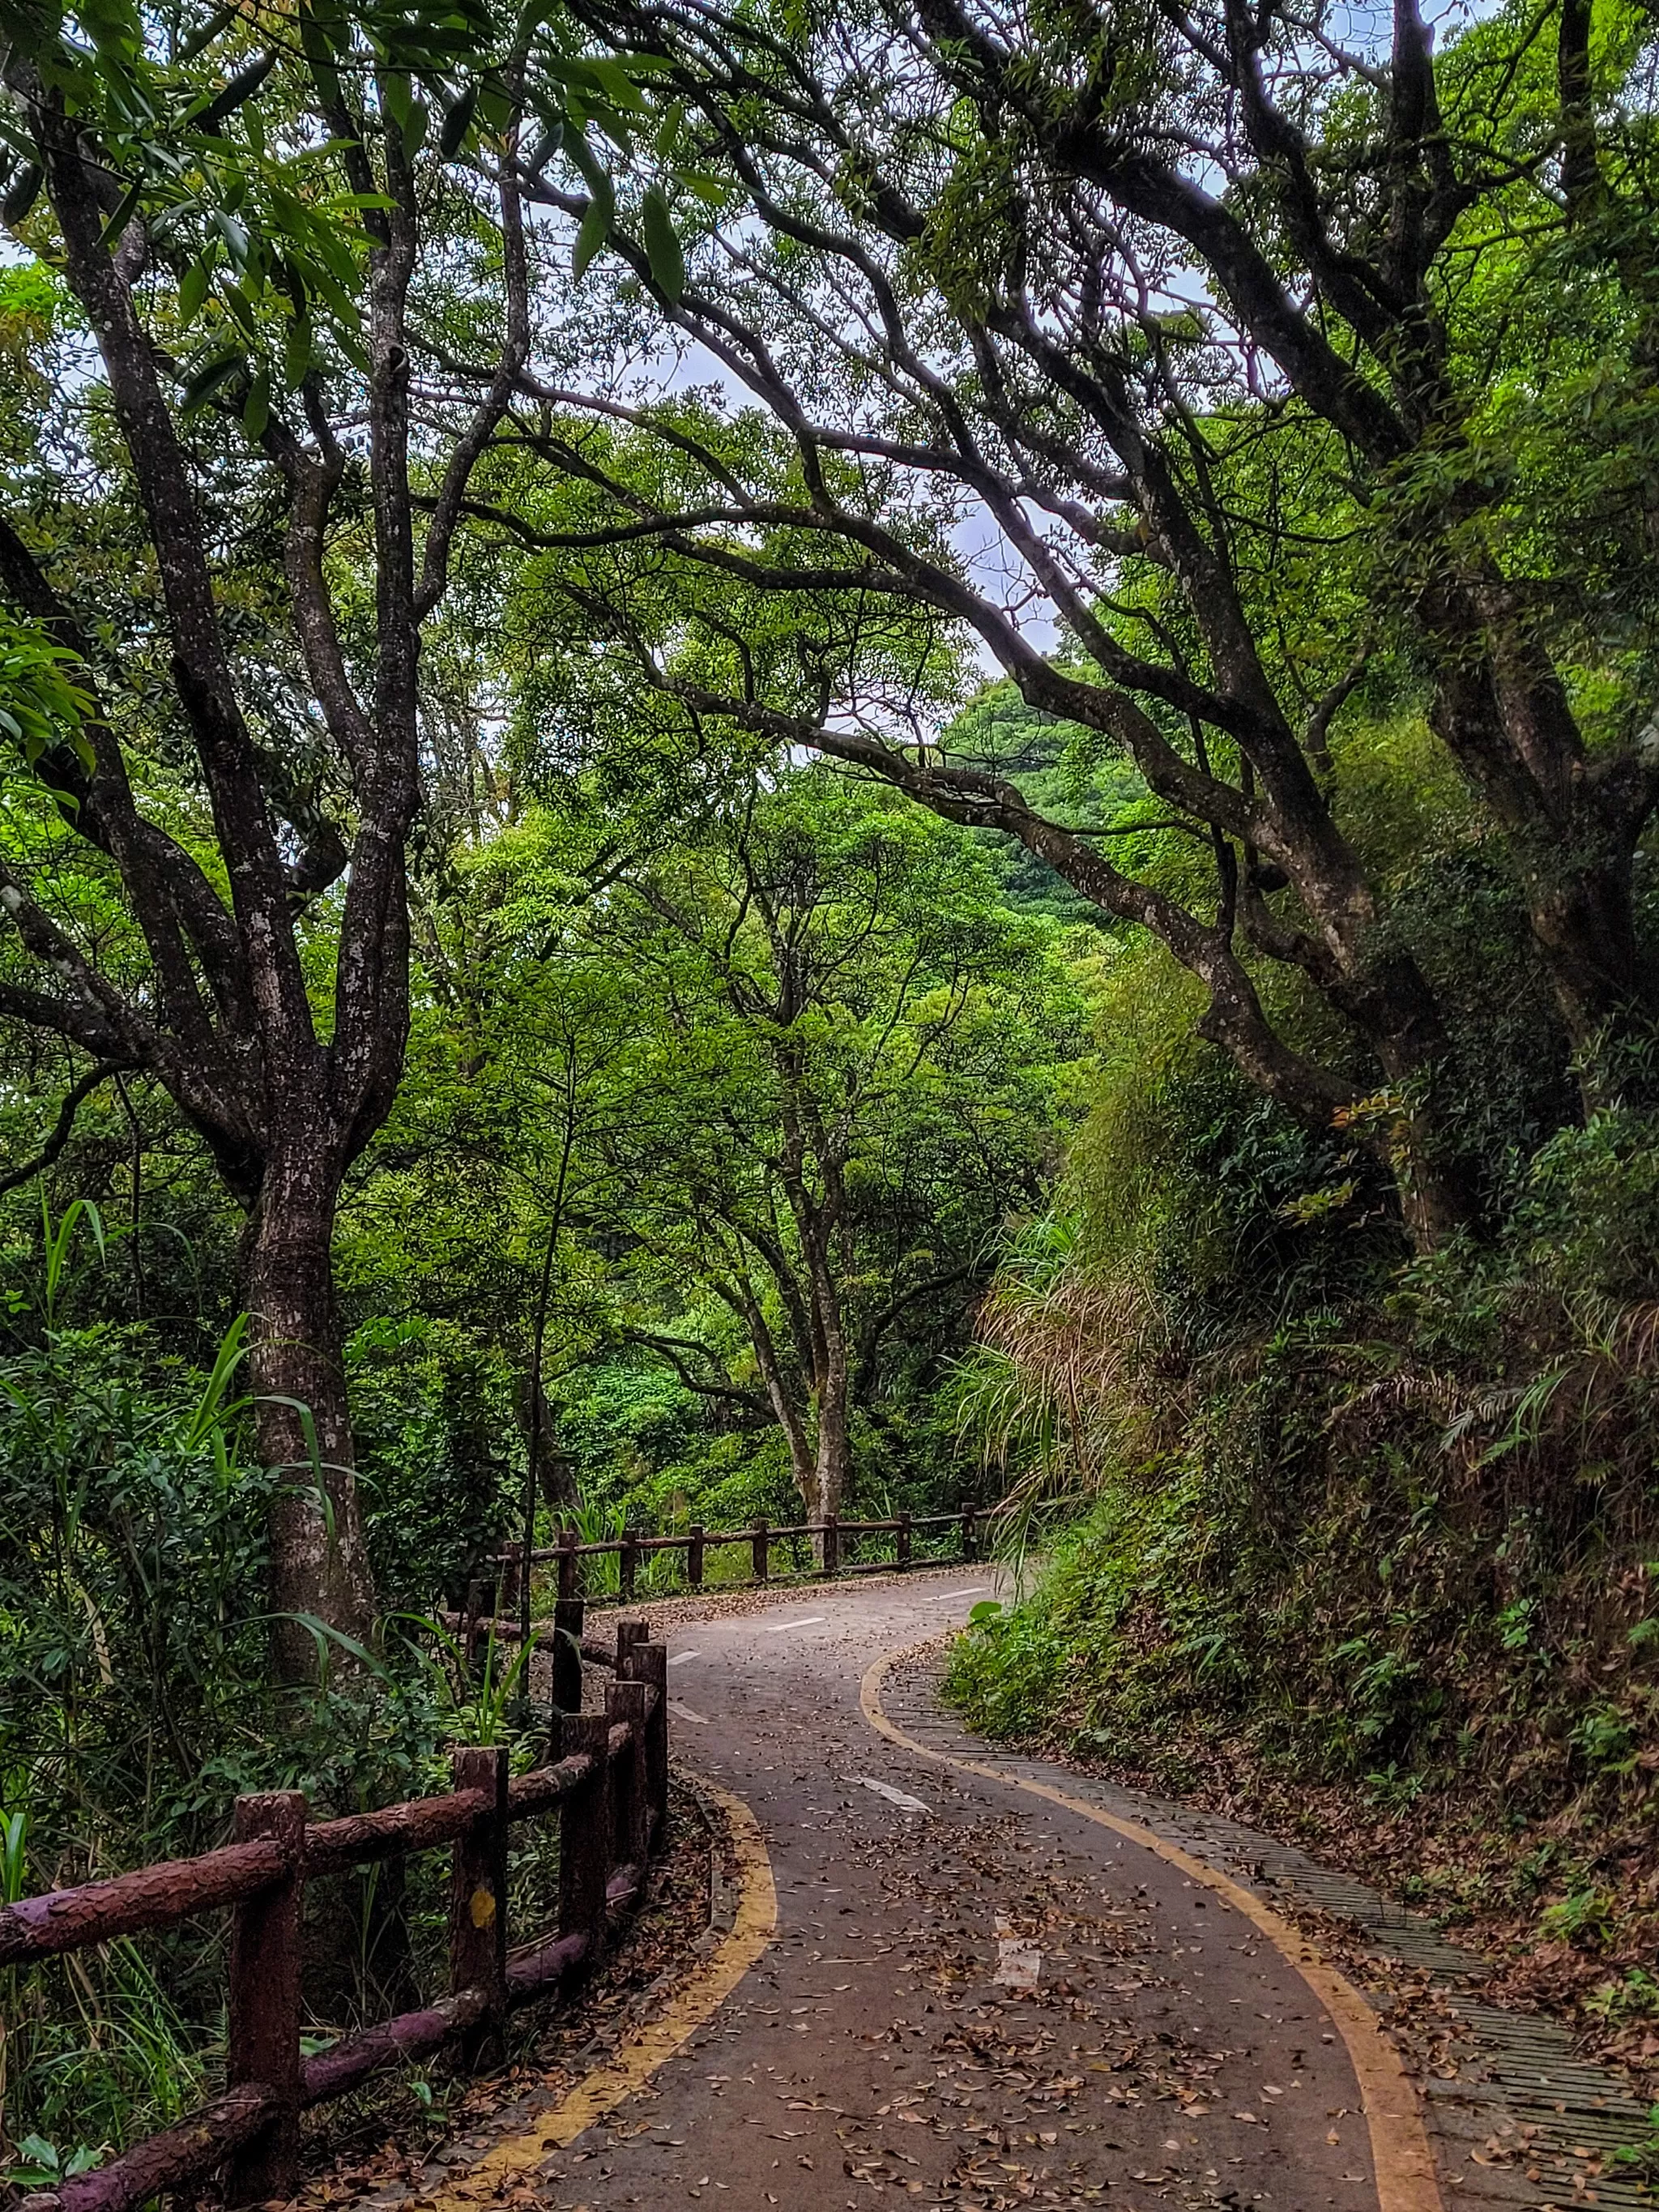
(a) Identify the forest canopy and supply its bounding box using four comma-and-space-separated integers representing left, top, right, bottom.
2, 0, 1658, 2165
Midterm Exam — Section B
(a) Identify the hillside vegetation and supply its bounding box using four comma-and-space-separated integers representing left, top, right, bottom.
949, 712, 1659, 2076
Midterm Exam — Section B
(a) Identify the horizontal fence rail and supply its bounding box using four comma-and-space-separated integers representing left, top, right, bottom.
486, 1502, 1008, 1608
2, 1610, 667, 2212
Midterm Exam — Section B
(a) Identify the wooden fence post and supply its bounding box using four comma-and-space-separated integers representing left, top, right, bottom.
607, 1680, 650, 1874
616, 1617, 649, 1673
450, 1746, 508, 2067
552, 1596, 584, 1717
557, 1526, 578, 1601
896, 1511, 913, 1570
226, 1791, 305, 2206
821, 1511, 839, 1578
629, 1642, 670, 1846
752, 1518, 769, 1582
687, 1523, 706, 1589
620, 1526, 640, 1603
962, 1506, 977, 1561
559, 1712, 612, 1962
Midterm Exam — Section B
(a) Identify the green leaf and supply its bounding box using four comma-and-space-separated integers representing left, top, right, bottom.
571, 194, 608, 284
266, 1610, 390, 1684
476, 75, 514, 134
220, 279, 258, 335
97, 178, 143, 250
641, 185, 684, 302
381, 69, 413, 136
177, 254, 212, 325
211, 209, 250, 268
439, 80, 478, 156
587, 53, 650, 108
180, 351, 243, 413
403, 96, 432, 158
241, 374, 270, 442
283, 315, 314, 388
301, 259, 363, 333
79, 0, 142, 59
565, 133, 615, 228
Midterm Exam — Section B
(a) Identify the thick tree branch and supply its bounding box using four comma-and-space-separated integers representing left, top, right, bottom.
854, 1261, 983, 1399
32, 100, 308, 1054
0, 512, 249, 1042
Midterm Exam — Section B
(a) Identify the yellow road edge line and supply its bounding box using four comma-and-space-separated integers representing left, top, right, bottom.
860, 1644, 1444, 2212
421, 1776, 776, 2207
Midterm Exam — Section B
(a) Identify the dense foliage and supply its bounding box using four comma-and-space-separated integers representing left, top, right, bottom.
2, 0, 1659, 2171
948, 814, 1659, 2051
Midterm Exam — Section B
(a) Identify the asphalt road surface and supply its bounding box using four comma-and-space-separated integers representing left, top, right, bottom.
535, 1571, 1390, 2212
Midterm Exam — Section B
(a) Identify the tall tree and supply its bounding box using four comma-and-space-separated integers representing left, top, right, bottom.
0, 0, 676, 1673
481, 0, 1659, 1235
582, 774, 1081, 1521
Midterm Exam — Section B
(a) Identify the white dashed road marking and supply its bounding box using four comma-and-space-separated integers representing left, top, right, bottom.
762, 1616, 826, 1633
669, 1700, 708, 1725
667, 1650, 702, 1667
922, 1586, 990, 1602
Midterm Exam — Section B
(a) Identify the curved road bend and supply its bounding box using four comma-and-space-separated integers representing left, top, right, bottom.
535, 1572, 1402, 2212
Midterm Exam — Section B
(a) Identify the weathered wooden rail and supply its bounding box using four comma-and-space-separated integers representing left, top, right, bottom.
2, 1612, 666, 2212
493, 1505, 996, 1608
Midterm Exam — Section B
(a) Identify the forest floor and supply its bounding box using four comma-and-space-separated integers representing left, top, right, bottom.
308, 1569, 1659, 2212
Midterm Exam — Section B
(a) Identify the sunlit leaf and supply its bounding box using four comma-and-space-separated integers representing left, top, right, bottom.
572, 193, 608, 283
641, 184, 684, 302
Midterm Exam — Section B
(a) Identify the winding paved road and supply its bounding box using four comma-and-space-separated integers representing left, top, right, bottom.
526, 1571, 1419, 2212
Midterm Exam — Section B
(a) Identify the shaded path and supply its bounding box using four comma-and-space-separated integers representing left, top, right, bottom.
510, 1574, 1418, 2212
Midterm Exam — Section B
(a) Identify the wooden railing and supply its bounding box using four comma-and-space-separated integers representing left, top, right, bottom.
493, 1505, 995, 1608
1, 1612, 666, 2212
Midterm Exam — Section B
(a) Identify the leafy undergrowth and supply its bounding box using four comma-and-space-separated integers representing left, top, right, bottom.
944, 1103, 1659, 2115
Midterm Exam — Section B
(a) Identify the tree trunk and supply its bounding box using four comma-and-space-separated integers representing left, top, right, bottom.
804, 1254, 854, 1554
1427, 607, 1659, 1091
518, 1378, 580, 1516
760, 1360, 816, 1511
1357, 976, 1486, 1246
1520, 839, 1653, 1072
810, 1335, 853, 1529
728, 1277, 818, 1507
242, 1140, 377, 1686
864, 762, 1485, 1245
